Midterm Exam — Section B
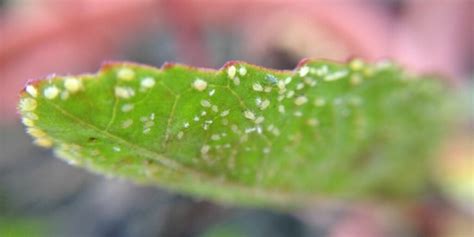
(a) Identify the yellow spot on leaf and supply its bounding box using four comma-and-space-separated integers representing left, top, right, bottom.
44, 86, 60, 99
117, 68, 135, 81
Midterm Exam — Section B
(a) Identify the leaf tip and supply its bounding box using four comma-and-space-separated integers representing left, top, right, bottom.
161, 62, 177, 70
222, 60, 241, 69
295, 58, 312, 69
19, 79, 43, 99
99, 61, 128, 71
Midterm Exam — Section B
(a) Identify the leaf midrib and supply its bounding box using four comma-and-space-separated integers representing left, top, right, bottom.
46, 100, 320, 205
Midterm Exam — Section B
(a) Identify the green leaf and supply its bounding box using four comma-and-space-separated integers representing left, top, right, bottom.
18, 59, 451, 207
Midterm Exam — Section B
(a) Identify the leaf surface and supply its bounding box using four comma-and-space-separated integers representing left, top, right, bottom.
18, 59, 450, 207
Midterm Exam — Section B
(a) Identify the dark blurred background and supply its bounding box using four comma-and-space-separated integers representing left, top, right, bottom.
0, 0, 472, 236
